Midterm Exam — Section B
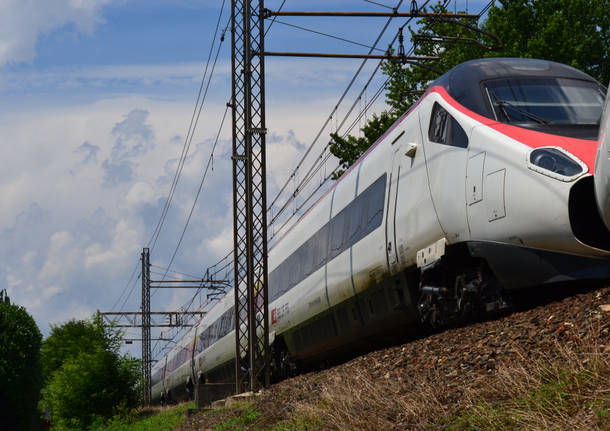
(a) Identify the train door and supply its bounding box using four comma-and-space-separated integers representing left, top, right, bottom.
190, 328, 198, 385
161, 356, 168, 396
419, 99, 470, 243
386, 142, 405, 274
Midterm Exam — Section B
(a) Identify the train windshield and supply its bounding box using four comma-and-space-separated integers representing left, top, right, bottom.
483, 77, 605, 137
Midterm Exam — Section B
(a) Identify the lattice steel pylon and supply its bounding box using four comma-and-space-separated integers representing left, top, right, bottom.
231, 0, 270, 394
141, 248, 152, 404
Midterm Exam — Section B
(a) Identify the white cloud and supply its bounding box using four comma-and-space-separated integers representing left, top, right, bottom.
0, 53, 376, 338
126, 181, 156, 208
0, 0, 113, 67
85, 219, 138, 269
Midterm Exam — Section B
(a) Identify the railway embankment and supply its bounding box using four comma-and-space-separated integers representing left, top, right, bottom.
178, 285, 610, 430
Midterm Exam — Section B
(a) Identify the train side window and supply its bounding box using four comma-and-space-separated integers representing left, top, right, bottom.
312, 225, 328, 268
288, 254, 300, 287
429, 102, 449, 143
449, 116, 469, 148
347, 197, 363, 244
268, 268, 279, 300
330, 210, 348, 258
301, 240, 314, 277
364, 174, 386, 235
429, 102, 469, 148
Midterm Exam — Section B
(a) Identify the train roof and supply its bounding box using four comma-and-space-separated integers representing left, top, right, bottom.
432, 57, 601, 119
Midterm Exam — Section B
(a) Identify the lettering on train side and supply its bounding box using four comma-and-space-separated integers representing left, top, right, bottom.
308, 297, 322, 308
271, 303, 289, 324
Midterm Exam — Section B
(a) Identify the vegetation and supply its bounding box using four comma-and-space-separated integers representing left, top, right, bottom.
40, 314, 141, 430
88, 402, 194, 431
329, 0, 610, 177
442, 348, 610, 430
176, 342, 608, 431
40, 313, 122, 384
0, 291, 43, 431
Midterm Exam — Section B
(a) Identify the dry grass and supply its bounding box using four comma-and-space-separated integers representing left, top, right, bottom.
180, 291, 610, 430
254, 323, 609, 430
457, 339, 610, 431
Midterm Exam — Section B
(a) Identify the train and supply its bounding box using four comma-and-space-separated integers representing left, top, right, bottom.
151, 58, 610, 403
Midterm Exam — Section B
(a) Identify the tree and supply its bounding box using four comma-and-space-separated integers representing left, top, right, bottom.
486, 0, 609, 84
40, 315, 141, 430
41, 350, 140, 430
41, 314, 121, 383
329, 0, 610, 175
0, 292, 42, 431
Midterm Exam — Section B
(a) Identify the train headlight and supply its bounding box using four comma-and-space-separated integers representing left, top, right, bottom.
527, 147, 586, 181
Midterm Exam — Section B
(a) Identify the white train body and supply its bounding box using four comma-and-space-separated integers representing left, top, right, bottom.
152, 58, 610, 402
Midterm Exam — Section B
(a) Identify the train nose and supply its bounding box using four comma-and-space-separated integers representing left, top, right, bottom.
594, 88, 610, 230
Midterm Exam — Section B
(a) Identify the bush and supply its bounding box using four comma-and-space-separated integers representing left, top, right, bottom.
0, 299, 42, 430
41, 349, 141, 430
41, 315, 121, 384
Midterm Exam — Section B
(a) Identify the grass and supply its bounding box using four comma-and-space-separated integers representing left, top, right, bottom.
244, 321, 609, 431
213, 404, 260, 431
208, 403, 320, 431
88, 402, 195, 431
119, 340, 607, 431
442, 342, 610, 431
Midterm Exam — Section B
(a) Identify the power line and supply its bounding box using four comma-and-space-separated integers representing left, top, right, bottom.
149, 1, 230, 253
152, 103, 231, 298
110, 1, 229, 313
150, 102, 232, 359
150, 264, 202, 280
272, 19, 386, 52
265, 0, 405, 217
264, 0, 288, 36
267, 0, 429, 231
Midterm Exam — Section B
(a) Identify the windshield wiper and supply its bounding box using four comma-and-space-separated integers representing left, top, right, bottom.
489, 90, 552, 125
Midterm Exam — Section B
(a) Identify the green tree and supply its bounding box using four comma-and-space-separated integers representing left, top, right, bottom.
486, 0, 609, 83
329, 0, 610, 176
0, 293, 43, 431
41, 313, 121, 383
40, 315, 141, 430
41, 350, 140, 430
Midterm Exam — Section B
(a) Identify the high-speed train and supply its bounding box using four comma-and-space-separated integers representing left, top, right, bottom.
151, 58, 610, 403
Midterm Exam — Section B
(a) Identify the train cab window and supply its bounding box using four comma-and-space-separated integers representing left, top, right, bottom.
428, 102, 468, 148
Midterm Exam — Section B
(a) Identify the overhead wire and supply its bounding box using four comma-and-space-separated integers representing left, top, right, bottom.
151, 0, 489, 360
268, 0, 439, 233
149, 265, 202, 280
151, 101, 231, 357
272, 19, 386, 52
265, 0, 405, 218
269, 0, 493, 240
152, 101, 231, 298
148, 0, 229, 254
110, 0, 228, 314
264, 0, 288, 36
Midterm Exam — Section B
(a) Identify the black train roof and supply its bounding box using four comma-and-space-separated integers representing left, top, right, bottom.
431, 57, 601, 118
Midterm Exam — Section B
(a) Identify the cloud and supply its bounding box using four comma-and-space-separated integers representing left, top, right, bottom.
75, 141, 100, 164
84, 219, 138, 269
0, 0, 113, 67
102, 108, 154, 186
0, 88, 347, 338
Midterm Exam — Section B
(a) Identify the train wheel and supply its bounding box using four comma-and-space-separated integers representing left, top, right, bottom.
270, 339, 297, 382
417, 256, 507, 327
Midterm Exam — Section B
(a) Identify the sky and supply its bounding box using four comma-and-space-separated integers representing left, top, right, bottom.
0, 0, 485, 359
